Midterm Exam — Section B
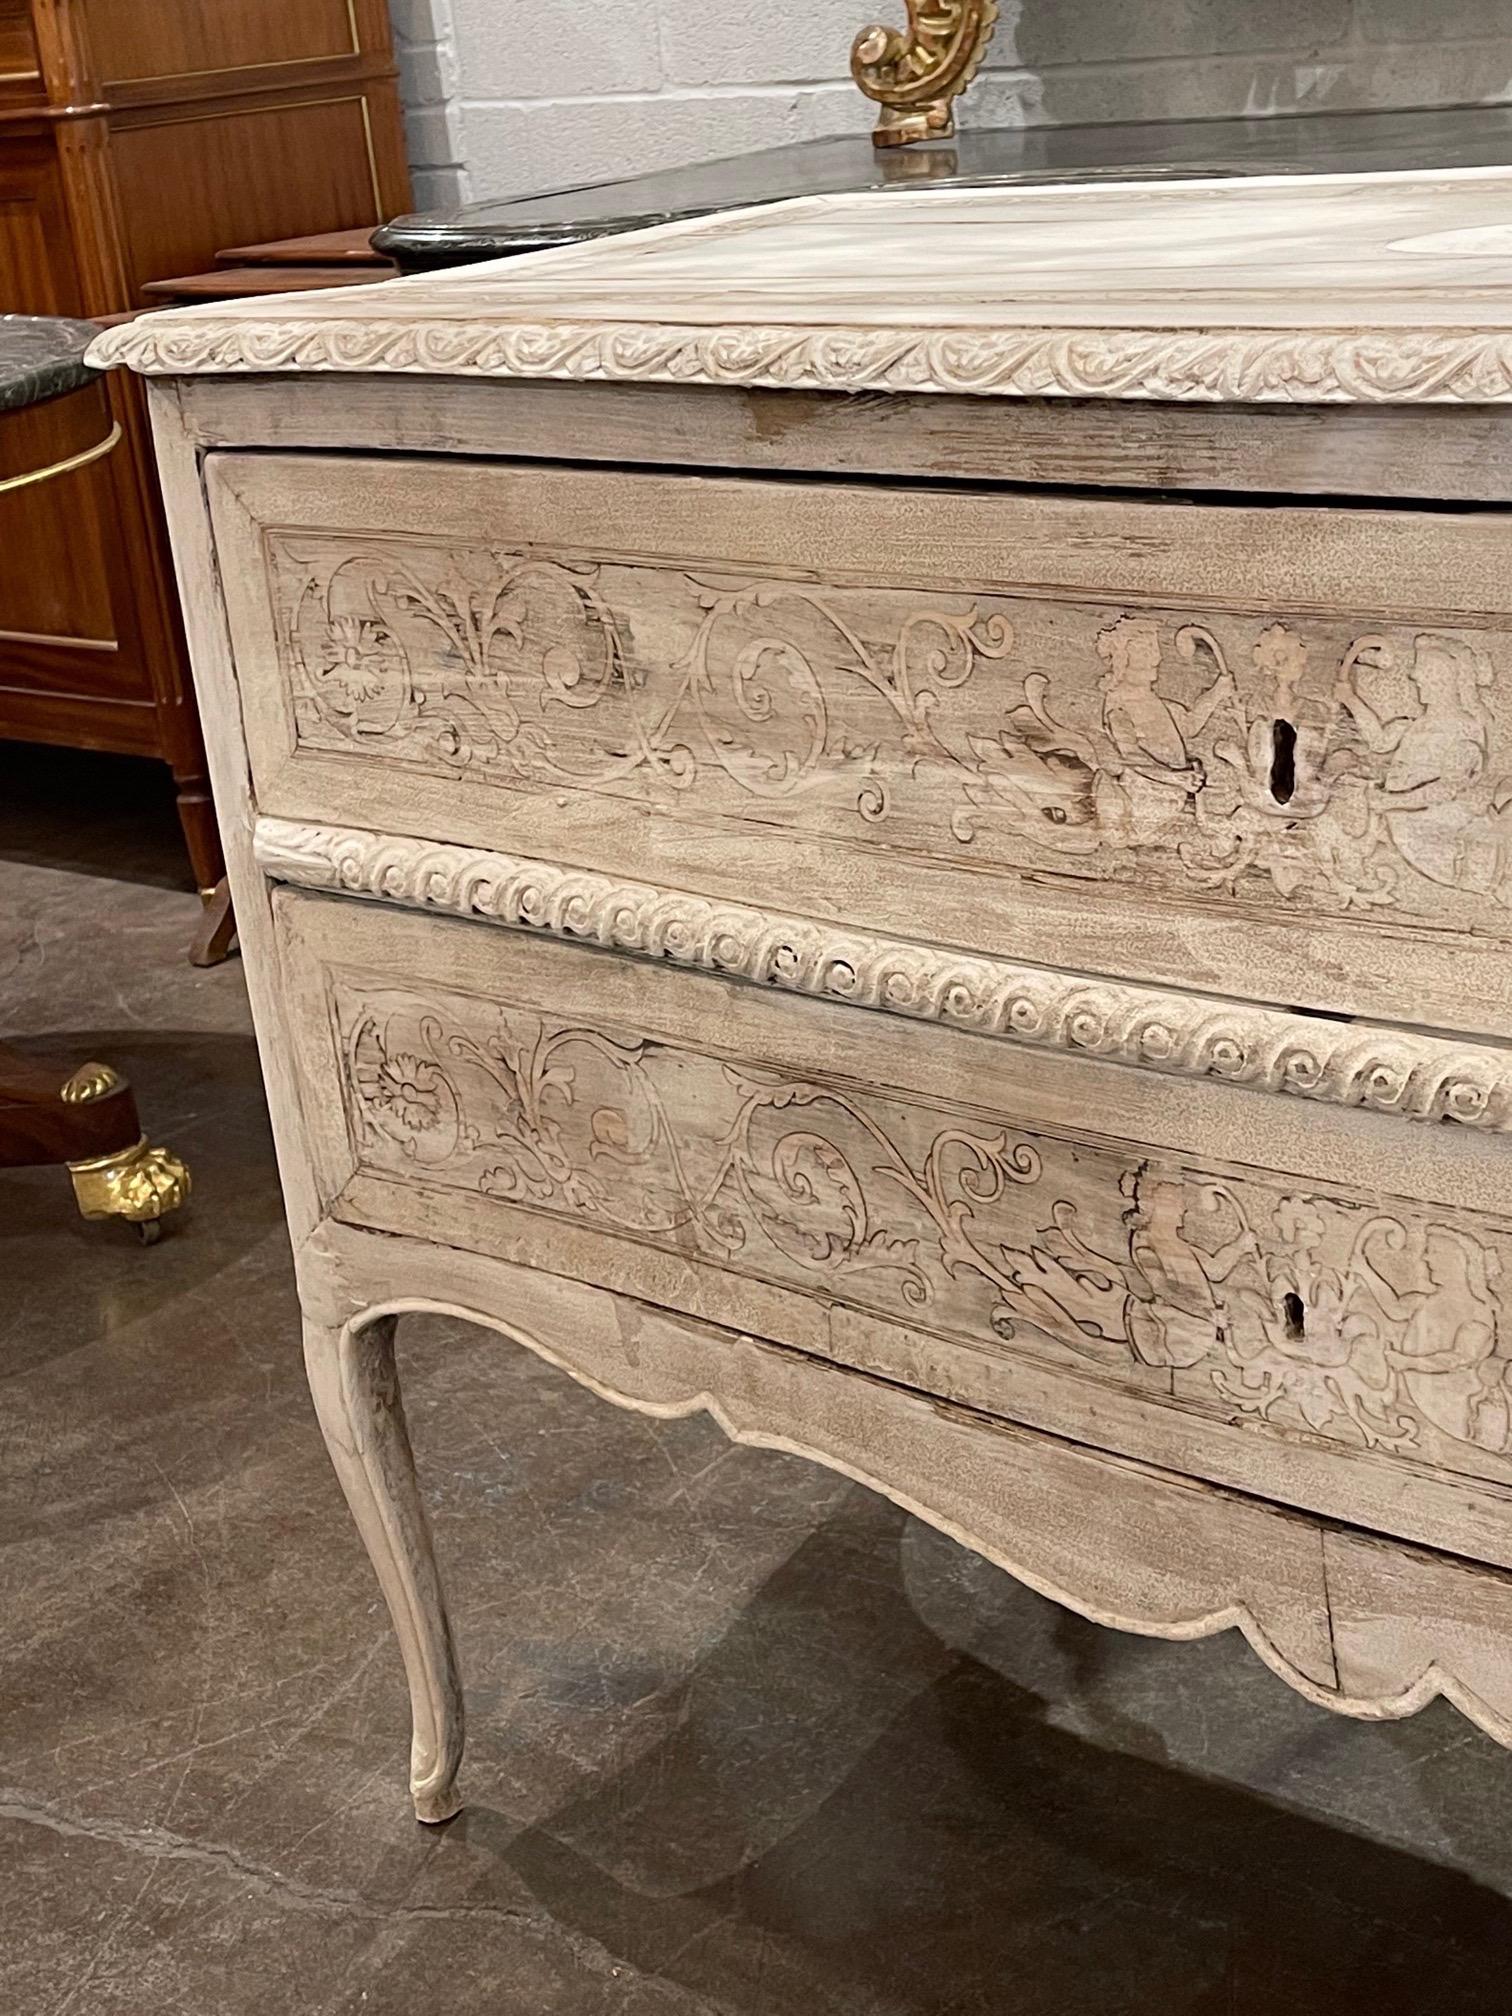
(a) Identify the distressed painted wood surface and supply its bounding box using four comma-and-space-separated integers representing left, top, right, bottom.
175, 375, 1512, 506
214, 450, 1512, 1035
255, 815, 1512, 1135
274, 892, 1512, 1539
130, 278, 1512, 1816
295, 1215, 1512, 1823
88, 169, 1512, 402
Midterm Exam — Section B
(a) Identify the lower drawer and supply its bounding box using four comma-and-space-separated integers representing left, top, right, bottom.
274, 887, 1512, 1568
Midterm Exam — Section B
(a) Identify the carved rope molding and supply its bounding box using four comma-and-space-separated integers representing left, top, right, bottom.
86, 315, 1512, 404
254, 817, 1512, 1130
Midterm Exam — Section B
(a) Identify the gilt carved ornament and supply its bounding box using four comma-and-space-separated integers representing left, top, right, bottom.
851, 0, 1000, 146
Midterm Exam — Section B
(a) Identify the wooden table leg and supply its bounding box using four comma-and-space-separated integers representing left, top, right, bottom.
0, 1045, 190, 1238
190, 876, 238, 967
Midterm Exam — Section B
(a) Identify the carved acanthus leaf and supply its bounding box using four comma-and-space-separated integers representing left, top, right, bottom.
85, 316, 1512, 406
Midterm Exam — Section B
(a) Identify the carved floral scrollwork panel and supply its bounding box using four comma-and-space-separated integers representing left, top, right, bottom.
271, 530, 1512, 935
334, 973, 1512, 1486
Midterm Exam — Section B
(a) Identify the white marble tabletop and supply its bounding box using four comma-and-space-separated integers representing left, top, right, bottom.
89, 167, 1512, 404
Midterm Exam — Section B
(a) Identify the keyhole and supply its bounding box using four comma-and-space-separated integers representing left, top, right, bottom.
1281, 1291, 1305, 1341
1270, 719, 1297, 805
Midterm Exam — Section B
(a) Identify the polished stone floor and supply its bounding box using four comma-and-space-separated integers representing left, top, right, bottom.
6, 745, 1512, 2015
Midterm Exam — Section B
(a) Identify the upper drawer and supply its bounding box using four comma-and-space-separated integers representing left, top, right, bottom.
210, 453, 1512, 1036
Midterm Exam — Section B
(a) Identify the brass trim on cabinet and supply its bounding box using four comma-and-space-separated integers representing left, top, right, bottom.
101, 0, 361, 90
117, 93, 382, 217
0, 419, 121, 495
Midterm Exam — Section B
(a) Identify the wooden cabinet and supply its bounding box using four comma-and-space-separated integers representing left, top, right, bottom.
0, 0, 409, 887
105, 170, 1512, 1827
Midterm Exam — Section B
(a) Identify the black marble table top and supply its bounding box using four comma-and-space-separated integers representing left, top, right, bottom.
375, 103, 1512, 272
0, 315, 100, 414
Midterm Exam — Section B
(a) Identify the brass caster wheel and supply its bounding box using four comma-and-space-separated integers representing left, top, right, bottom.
67, 1137, 192, 1234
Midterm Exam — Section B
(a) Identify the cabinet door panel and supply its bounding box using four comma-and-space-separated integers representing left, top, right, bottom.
0, 0, 38, 78
81, 0, 356, 83
112, 99, 381, 287
0, 138, 81, 315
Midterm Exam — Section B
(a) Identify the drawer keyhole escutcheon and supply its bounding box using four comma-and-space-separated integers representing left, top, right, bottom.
1270, 718, 1298, 805
1282, 1291, 1306, 1341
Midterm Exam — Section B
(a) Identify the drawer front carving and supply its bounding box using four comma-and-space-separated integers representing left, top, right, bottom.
279, 536, 1506, 928
293, 921, 1512, 1494
214, 456, 1512, 1035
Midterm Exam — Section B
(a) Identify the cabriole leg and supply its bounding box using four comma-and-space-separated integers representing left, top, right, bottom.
302, 1312, 465, 1822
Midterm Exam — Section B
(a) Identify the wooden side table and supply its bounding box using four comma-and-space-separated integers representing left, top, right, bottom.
0, 318, 189, 1237
0, 1051, 189, 1240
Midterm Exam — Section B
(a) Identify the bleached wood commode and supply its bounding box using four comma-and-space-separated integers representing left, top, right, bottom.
93, 169, 1512, 1820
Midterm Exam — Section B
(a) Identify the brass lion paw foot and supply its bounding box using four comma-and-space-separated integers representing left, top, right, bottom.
68, 1136, 192, 1240
60, 1062, 191, 1240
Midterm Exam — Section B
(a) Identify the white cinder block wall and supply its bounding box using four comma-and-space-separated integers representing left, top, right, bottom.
391, 0, 1512, 213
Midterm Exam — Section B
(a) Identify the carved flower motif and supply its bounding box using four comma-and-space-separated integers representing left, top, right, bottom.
370, 1052, 443, 1131
322, 615, 395, 700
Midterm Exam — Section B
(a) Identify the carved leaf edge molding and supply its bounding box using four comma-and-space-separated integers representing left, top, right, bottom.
341, 1274, 1512, 1753
255, 815, 1512, 1131
87, 315, 1512, 404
